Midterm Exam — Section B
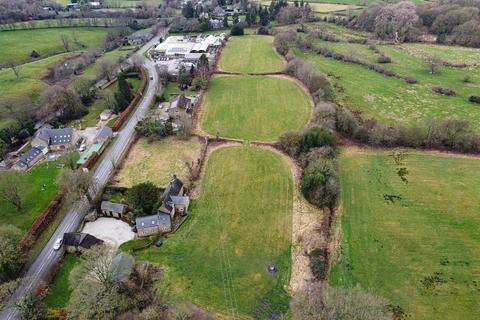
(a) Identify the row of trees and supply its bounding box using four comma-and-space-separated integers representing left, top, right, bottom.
355, 0, 480, 46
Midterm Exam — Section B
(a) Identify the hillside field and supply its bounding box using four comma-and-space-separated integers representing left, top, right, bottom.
114, 137, 203, 188
0, 160, 61, 232
332, 147, 480, 319
0, 28, 112, 66
218, 35, 285, 74
131, 146, 293, 318
295, 27, 480, 130
201, 75, 312, 141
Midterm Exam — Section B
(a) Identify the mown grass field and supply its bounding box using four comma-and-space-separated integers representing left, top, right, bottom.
296, 27, 480, 130
114, 137, 203, 187
218, 35, 285, 74
0, 160, 61, 232
260, 1, 360, 12
132, 146, 293, 318
332, 147, 480, 319
44, 255, 79, 308
201, 75, 311, 141
0, 28, 112, 66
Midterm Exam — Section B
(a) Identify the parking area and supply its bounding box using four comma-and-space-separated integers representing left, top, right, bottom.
82, 217, 135, 248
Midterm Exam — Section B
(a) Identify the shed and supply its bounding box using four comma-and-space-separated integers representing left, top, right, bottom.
63, 232, 104, 253
100, 201, 128, 218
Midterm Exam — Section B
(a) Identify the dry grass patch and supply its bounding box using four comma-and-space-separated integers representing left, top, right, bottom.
114, 137, 203, 187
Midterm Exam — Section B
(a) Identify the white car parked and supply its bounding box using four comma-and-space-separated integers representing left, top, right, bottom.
53, 237, 63, 251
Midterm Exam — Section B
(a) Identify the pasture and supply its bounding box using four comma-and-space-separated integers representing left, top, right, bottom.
218, 35, 285, 74
114, 137, 203, 187
132, 146, 293, 318
201, 75, 312, 141
260, 1, 360, 12
332, 147, 480, 319
0, 28, 112, 66
0, 160, 61, 232
296, 31, 480, 130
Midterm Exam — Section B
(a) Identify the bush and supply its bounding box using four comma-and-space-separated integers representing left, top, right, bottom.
230, 23, 245, 36
336, 107, 358, 136
30, 50, 40, 58
300, 157, 339, 211
300, 126, 336, 153
404, 76, 417, 84
309, 248, 328, 280
257, 26, 270, 35
299, 147, 335, 168
432, 86, 456, 96
468, 95, 480, 104
278, 131, 302, 157
312, 102, 337, 130
377, 55, 392, 63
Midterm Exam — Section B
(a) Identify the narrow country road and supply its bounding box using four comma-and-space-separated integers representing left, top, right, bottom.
0, 29, 166, 320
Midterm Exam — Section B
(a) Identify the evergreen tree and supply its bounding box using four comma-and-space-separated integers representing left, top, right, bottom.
117, 75, 132, 102
114, 91, 128, 113
182, 1, 195, 18
233, 12, 239, 24
223, 15, 229, 28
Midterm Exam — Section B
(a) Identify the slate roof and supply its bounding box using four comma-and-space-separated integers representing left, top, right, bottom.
169, 196, 189, 206
36, 128, 74, 146
95, 126, 113, 141
101, 201, 128, 214
136, 213, 172, 230
16, 146, 46, 168
170, 95, 190, 110
63, 232, 104, 249
159, 177, 184, 214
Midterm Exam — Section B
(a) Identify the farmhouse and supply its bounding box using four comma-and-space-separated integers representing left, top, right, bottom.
63, 232, 104, 253
135, 213, 172, 237
31, 127, 76, 151
168, 94, 196, 121
158, 176, 189, 218
100, 201, 128, 219
13, 145, 48, 171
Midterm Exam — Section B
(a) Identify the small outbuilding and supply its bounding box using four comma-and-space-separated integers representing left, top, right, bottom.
63, 232, 104, 253
100, 201, 128, 219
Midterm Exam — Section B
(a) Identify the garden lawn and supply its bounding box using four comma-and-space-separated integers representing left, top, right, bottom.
163, 82, 196, 101
0, 160, 61, 232
133, 146, 293, 317
332, 147, 480, 319
44, 255, 80, 308
114, 137, 203, 187
296, 41, 480, 130
201, 75, 312, 141
218, 35, 284, 74
0, 27, 112, 66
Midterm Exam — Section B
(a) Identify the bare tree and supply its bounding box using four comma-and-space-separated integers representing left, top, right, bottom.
63, 149, 79, 170
60, 34, 70, 52
56, 169, 93, 203
0, 172, 26, 211
426, 56, 441, 74
96, 57, 117, 81
7, 63, 21, 81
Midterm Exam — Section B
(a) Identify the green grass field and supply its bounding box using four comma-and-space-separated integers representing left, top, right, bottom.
0, 160, 61, 232
331, 147, 480, 319
0, 28, 112, 66
132, 146, 293, 317
44, 255, 79, 308
201, 75, 311, 141
219, 35, 285, 74
296, 33, 480, 130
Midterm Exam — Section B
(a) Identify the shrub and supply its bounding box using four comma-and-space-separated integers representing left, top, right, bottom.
336, 107, 358, 136
432, 86, 456, 96
126, 182, 160, 215
377, 55, 392, 63
278, 131, 302, 157
309, 248, 328, 280
257, 26, 269, 35
300, 126, 336, 153
30, 50, 40, 58
463, 75, 472, 83
404, 76, 417, 84
230, 23, 245, 36
468, 95, 480, 104
299, 147, 335, 168
312, 102, 337, 130
300, 157, 339, 211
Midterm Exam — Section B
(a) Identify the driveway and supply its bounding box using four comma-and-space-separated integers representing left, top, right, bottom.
82, 217, 135, 248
